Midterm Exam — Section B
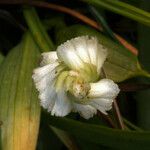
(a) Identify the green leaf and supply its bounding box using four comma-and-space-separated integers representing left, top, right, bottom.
23, 6, 54, 52
0, 32, 41, 150
50, 126, 79, 150
76, 139, 113, 150
45, 114, 150, 150
37, 123, 63, 150
23, 9, 79, 148
55, 24, 150, 82
82, 0, 150, 27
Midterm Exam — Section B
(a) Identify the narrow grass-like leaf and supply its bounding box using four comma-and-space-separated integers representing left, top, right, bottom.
123, 118, 143, 131
37, 123, 63, 150
45, 114, 150, 150
82, 0, 150, 26
0, 32, 41, 150
23, 10, 79, 148
23, 6, 54, 52
88, 6, 117, 41
55, 25, 150, 82
50, 126, 79, 150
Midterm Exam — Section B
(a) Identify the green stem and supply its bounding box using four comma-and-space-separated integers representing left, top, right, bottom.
102, 68, 125, 130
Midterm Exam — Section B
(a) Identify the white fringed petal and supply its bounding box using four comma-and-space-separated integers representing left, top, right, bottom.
88, 79, 120, 99
39, 84, 56, 111
88, 98, 113, 115
73, 103, 97, 119
33, 61, 72, 116
51, 90, 72, 117
57, 40, 84, 70
40, 51, 58, 66
86, 36, 98, 67
32, 62, 59, 90
32, 62, 59, 111
32, 36, 120, 119
70, 36, 91, 63
57, 36, 107, 75
87, 79, 120, 115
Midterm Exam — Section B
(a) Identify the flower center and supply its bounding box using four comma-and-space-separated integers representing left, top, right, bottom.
72, 79, 90, 99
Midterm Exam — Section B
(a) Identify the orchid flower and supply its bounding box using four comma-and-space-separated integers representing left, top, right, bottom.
32, 36, 120, 119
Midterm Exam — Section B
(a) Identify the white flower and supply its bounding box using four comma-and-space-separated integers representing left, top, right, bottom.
32, 36, 120, 119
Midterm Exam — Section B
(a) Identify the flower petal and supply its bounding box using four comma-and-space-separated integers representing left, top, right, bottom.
32, 62, 62, 111
32, 36, 118, 119
51, 90, 72, 117
40, 51, 58, 66
86, 36, 98, 67
88, 79, 120, 99
88, 98, 113, 115
32, 62, 59, 90
57, 40, 83, 70
73, 103, 97, 119
57, 36, 107, 78
39, 83, 56, 111
70, 36, 91, 63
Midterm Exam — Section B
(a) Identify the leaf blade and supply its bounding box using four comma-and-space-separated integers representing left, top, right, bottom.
0, 32, 41, 150
23, 6, 54, 52
45, 114, 150, 150
50, 126, 79, 150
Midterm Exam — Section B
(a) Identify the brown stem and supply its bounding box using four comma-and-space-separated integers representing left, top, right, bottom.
101, 68, 125, 129
0, 0, 138, 56
97, 111, 116, 128
113, 99, 125, 130
114, 34, 138, 55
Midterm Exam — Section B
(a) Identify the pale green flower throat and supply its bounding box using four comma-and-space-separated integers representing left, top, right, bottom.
55, 62, 99, 100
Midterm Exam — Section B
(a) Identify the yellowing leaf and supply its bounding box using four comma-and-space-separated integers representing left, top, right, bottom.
0, 32, 41, 150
